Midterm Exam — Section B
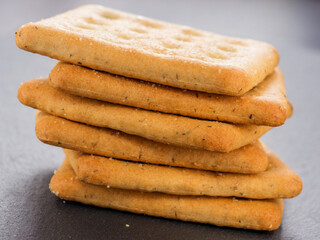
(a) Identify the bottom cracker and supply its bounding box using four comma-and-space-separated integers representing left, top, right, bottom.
50, 159, 284, 231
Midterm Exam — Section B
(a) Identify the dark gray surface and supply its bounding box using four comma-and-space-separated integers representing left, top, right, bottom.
1, 0, 319, 239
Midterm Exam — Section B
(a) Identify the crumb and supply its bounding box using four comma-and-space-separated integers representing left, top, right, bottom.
125, 224, 130, 227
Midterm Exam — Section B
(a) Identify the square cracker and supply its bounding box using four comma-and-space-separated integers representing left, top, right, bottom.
18, 79, 271, 152
16, 5, 279, 95
50, 159, 284, 230
50, 63, 292, 126
35, 111, 268, 174
64, 145, 302, 199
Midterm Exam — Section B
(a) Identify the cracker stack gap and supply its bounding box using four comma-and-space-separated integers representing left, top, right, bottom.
16, 4, 302, 231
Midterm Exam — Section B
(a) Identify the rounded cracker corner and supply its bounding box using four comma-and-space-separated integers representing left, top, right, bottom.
17, 81, 29, 104
225, 68, 251, 96
17, 79, 44, 105
261, 200, 284, 231
34, 117, 46, 140
291, 175, 303, 198
48, 62, 70, 89
286, 100, 294, 118
15, 24, 31, 49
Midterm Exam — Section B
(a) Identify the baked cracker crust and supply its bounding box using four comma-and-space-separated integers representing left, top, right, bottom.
35, 111, 268, 174
64, 145, 302, 199
49, 63, 291, 126
18, 79, 271, 152
16, 5, 279, 95
50, 159, 284, 230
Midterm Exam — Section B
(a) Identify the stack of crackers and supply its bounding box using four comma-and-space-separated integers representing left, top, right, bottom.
16, 5, 302, 231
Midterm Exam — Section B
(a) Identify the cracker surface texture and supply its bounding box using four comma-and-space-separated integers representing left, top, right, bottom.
18, 79, 271, 152
50, 159, 284, 230
35, 111, 268, 173
64, 146, 302, 199
49, 63, 291, 126
16, 5, 279, 95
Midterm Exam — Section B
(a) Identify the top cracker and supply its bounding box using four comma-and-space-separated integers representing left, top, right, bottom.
16, 5, 279, 95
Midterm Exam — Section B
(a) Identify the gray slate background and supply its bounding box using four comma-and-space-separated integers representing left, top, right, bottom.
1, 0, 319, 239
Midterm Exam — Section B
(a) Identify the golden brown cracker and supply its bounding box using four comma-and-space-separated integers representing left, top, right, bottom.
18, 79, 271, 152
65, 145, 302, 199
50, 159, 284, 230
49, 63, 291, 126
16, 5, 279, 95
35, 111, 268, 173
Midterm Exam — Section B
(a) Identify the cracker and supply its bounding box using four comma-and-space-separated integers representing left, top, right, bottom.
65, 145, 302, 199
35, 111, 268, 173
16, 5, 279, 95
18, 79, 271, 152
50, 159, 284, 230
49, 63, 292, 126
